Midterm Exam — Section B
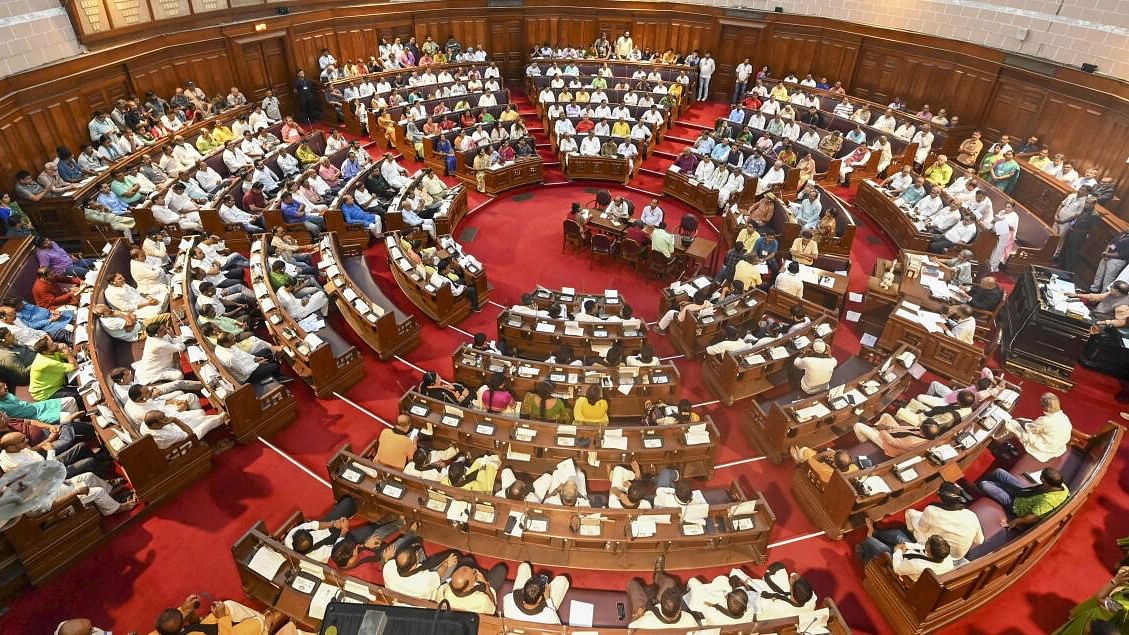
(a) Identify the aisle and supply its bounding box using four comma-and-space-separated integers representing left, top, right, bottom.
3, 96, 1127, 635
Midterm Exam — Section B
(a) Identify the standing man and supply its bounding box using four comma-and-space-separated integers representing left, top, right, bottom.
698, 52, 716, 101
733, 57, 753, 103
615, 31, 634, 58
294, 70, 318, 124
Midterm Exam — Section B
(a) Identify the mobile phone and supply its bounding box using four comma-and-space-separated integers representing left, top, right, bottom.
617, 602, 626, 620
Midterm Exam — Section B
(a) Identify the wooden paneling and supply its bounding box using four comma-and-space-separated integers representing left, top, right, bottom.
850, 42, 997, 127
2, 1, 1129, 200
761, 27, 860, 90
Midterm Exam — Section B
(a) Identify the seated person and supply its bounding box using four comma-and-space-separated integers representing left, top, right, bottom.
434, 563, 508, 614
903, 482, 984, 559
857, 532, 954, 581
0, 439, 135, 516
474, 371, 516, 414
792, 339, 836, 395
852, 415, 942, 458
1003, 393, 1072, 462
0, 428, 114, 481
0, 380, 83, 430
896, 390, 976, 430
627, 562, 700, 627
734, 562, 816, 619
654, 289, 711, 333
129, 386, 225, 442
502, 561, 570, 624
104, 272, 165, 320
29, 338, 81, 402
977, 467, 1069, 531
520, 380, 571, 423
150, 595, 289, 635
441, 453, 501, 493
213, 332, 290, 386
419, 371, 472, 406
277, 277, 330, 320
789, 446, 858, 483
626, 343, 659, 367
968, 276, 1004, 310
374, 414, 418, 470
1, 297, 73, 343
653, 468, 707, 508
383, 536, 462, 600
572, 384, 609, 425
138, 410, 224, 450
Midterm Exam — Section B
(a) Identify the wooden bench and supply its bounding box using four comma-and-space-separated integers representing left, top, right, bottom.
562, 153, 632, 184
496, 308, 649, 360
172, 236, 297, 443
318, 233, 420, 359
863, 424, 1122, 634
232, 511, 849, 633
400, 390, 719, 479
249, 237, 364, 398
869, 298, 987, 384
745, 344, 918, 464
384, 232, 487, 327
451, 344, 680, 420
667, 288, 767, 358
328, 442, 775, 571
529, 285, 630, 317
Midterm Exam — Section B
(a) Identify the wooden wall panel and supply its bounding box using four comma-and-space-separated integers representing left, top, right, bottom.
850, 43, 996, 127
0, 1, 1127, 201
761, 28, 859, 90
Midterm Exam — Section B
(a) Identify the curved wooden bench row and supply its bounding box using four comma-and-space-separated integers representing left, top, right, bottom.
497, 308, 649, 360
667, 288, 766, 358
318, 233, 420, 359
451, 343, 680, 420
86, 238, 214, 504
20, 104, 254, 248
232, 512, 850, 634
384, 231, 486, 327
249, 237, 363, 398
531, 286, 630, 317
795, 396, 1012, 540
661, 167, 756, 216
701, 291, 837, 405
870, 298, 987, 384
399, 389, 719, 479
719, 184, 857, 260
744, 344, 918, 464
172, 235, 297, 443
327, 441, 775, 571
863, 424, 1123, 634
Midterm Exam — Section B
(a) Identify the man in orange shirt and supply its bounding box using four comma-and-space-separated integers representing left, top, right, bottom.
375, 414, 418, 469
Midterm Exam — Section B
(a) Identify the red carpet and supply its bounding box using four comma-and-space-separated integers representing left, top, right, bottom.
3, 99, 1127, 635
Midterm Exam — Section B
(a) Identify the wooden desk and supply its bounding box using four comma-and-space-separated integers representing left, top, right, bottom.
563, 153, 631, 184
172, 237, 296, 443
870, 299, 987, 383
496, 308, 648, 360
2, 491, 105, 587
530, 286, 629, 317
795, 399, 1002, 539
87, 239, 213, 503
479, 157, 545, 195
328, 443, 775, 571
451, 344, 680, 419
721, 185, 858, 260
318, 234, 420, 360
383, 232, 487, 327
998, 265, 1091, 390
702, 313, 837, 405
661, 168, 756, 216
249, 238, 364, 398
585, 211, 719, 274
233, 513, 851, 634
400, 390, 719, 479
863, 425, 1121, 634
667, 288, 767, 358
744, 345, 917, 463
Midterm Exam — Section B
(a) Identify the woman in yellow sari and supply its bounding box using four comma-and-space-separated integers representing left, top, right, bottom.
295, 142, 319, 167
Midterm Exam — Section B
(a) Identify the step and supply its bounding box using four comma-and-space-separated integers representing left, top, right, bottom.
652, 150, 680, 161
639, 167, 665, 178
665, 134, 697, 145
624, 185, 663, 198
676, 120, 713, 132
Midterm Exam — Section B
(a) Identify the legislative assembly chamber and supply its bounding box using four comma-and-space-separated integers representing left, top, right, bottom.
1, 0, 1128, 633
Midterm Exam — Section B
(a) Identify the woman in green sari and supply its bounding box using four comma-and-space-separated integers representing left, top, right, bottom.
1053, 562, 1129, 634
520, 380, 572, 424
988, 150, 1021, 193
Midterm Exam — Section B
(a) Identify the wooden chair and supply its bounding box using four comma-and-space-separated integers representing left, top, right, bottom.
562, 218, 588, 253
620, 237, 646, 270
647, 249, 679, 279
590, 233, 617, 269
679, 213, 699, 236
586, 189, 612, 210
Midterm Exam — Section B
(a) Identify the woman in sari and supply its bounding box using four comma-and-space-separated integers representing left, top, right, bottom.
435, 134, 456, 176
474, 372, 517, 414
988, 150, 1021, 193
419, 371, 472, 406
295, 142, 319, 168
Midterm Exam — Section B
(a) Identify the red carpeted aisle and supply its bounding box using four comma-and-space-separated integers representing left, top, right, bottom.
3, 97, 1127, 635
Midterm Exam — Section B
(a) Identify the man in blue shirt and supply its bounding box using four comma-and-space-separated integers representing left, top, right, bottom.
2, 298, 73, 344
340, 194, 381, 238
896, 176, 928, 208
742, 151, 766, 178
845, 125, 867, 144
95, 182, 130, 215
709, 139, 731, 163
341, 152, 362, 180
753, 231, 781, 274
280, 191, 324, 236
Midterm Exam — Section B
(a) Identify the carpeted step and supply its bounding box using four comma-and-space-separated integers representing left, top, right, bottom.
665, 134, 697, 145
675, 120, 713, 132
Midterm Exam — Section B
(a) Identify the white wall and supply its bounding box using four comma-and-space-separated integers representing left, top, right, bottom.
0, 0, 82, 77
708, 0, 1129, 80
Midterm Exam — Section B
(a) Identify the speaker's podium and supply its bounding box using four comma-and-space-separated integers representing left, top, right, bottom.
319, 603, 479, 635
998, 264, 1092, 390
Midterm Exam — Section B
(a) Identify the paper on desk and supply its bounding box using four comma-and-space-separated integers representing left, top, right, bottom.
848, 292, 864, 303
246, 545, 287, 582
908, 362, 927, 379
845, 310, 861, 323
446, 500, 470, 523
186, 346, 208, 363
859, 333, 878, 348
308, 583, 339, 620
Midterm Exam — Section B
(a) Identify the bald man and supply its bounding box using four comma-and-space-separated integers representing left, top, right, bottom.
433, 563, 509, 613
55, 619, 107, 635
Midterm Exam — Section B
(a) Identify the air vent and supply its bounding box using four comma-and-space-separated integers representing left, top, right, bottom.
487, 0, 522, 7
1004, 53, 1057, 76
725, 8, 767, 20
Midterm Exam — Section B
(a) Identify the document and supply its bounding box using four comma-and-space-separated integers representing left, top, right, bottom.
247, 545, 287, 581
569, 601, 595, 627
